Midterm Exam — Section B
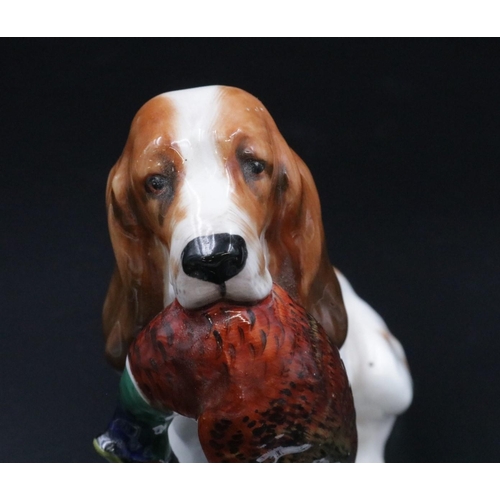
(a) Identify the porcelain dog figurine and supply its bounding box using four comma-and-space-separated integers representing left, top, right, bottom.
99, 85, 412, 462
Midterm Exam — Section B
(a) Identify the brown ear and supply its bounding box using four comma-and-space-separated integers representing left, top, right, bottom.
102, 156, 166, 370
266, 149, 347, 348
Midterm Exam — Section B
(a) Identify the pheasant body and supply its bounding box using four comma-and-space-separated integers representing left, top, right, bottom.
128, 284, 357, 463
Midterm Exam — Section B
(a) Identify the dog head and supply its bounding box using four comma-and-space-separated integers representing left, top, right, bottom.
103, 86, 346, 369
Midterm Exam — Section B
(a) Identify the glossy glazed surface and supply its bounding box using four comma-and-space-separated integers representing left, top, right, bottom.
129, 283, 357, 463
103, 85, 346, 371
98, 85, 412, 463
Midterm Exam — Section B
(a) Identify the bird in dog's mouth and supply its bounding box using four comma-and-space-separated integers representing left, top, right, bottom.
95, 282, 357, 463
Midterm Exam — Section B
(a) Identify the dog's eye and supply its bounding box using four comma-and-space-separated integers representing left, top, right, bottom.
242, 159, 266, 177
145, 174, 169, 194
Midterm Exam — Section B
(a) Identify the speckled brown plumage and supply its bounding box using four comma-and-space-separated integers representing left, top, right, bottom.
129, 283, 357, 462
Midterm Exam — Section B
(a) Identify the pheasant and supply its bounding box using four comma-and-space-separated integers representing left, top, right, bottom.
95, 283, 357, 463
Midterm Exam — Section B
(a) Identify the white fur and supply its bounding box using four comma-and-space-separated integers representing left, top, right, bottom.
161, 87, 272, 309
168, 415, 207, 463
337, 270, 413, 462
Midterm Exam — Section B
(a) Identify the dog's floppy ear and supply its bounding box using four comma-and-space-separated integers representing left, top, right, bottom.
266, 148, 347, 348
102, 154, 166, 370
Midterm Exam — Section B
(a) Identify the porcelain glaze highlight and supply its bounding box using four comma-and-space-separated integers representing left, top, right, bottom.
97, 86, 412, 463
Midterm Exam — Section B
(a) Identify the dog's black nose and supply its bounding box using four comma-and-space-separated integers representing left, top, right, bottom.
181, 233, 248, 285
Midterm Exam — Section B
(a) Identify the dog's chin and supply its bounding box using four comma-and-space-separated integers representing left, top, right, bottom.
174, 273, 273, 310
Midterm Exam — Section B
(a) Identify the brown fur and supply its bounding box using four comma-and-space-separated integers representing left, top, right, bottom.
103, 86, 347, 370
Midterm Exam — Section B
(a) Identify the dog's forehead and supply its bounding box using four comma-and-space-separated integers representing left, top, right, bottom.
164, 86, 221, 147
132, 86, 272, 147
216, 86, 272, 139
128, 93, 177, 155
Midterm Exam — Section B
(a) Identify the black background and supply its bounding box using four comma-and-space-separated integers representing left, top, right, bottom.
1, 39, 498, 462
